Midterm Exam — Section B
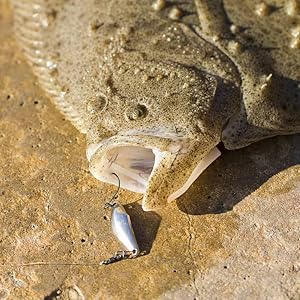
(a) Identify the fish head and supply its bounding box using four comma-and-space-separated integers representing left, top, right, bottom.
87, 56, 224, 211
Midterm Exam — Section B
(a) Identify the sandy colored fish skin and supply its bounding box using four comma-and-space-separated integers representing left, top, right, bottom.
10, 0, 300, 210
193, 0, 300, 148
221, 0, 300, 148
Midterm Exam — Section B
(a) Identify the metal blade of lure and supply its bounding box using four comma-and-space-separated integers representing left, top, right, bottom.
101, 173, 140, 265
111, 202, 140, 253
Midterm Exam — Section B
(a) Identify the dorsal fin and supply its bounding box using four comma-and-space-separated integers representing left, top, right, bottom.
11, 0, 87, 133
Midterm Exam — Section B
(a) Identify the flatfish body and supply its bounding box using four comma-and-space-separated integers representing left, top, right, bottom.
222, 0, 300, 147
11, 0, 300, 210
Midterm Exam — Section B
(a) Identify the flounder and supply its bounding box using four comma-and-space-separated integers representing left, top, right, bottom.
11, 0, 300, 211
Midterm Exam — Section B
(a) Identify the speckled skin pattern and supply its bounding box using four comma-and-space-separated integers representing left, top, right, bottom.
11, 0, 300, 210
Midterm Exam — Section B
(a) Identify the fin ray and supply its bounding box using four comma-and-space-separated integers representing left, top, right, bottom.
11, 0, 87, 133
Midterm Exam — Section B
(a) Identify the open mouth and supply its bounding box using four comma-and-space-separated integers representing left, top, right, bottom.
90, 145, 156, 193
87, 133, 172, 193
87, 131, 221, 209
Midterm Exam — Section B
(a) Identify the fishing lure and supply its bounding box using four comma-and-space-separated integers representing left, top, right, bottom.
101, 173, 140, 265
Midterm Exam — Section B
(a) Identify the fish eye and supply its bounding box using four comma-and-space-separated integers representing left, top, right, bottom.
126, 104, 148, 121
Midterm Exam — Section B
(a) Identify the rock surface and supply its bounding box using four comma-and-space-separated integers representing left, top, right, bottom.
0, 1, 299, 299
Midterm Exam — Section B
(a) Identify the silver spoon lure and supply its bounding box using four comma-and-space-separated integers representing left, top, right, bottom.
100, 173, 140, 265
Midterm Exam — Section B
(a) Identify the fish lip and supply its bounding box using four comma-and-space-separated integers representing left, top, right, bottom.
87, 133, 177, 162
87, 127, 188, 160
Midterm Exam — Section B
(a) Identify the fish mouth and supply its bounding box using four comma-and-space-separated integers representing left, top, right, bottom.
88, 131, 220, 211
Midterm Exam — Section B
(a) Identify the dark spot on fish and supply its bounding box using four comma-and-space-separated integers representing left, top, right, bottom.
90, 20, 104, 31
46, 9, 57, 21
